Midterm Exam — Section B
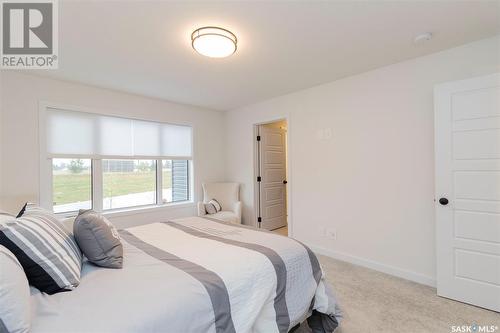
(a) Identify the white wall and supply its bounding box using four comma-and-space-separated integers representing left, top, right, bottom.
225, 36, 500, 286
0, 72, 226, 228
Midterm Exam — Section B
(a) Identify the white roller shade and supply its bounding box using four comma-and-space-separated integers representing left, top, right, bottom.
45, 108, 192, 159
134, 120, 161, 156
161, 124, 192, 157
46, 109, 97, 156
99, 116, 134, 156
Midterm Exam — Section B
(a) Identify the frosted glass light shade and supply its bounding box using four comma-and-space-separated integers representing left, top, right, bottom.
191, 27, 237, 58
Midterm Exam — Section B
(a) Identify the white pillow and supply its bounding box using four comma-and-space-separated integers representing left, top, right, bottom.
0, 245, 30, 333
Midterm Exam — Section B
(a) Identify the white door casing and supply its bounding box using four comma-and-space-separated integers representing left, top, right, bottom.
258, 124, 287, 230
435, 73, 500, 312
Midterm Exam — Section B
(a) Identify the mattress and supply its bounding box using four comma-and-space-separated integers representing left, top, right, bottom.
30, 216, 341, 333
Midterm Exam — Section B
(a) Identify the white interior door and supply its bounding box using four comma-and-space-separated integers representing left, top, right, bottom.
258, 124, 287, 230
435, 73, 500, 312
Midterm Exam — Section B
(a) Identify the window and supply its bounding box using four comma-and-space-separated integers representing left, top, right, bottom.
162, 160, 189, 203
103, 160, 157, 210
52, 159, 92, 213
43, 107, 193, 214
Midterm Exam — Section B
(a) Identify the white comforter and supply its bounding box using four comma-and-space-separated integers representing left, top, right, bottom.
30, 216, 341, 333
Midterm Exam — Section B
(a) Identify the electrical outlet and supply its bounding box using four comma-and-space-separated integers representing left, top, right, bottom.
325, 228, 337, 240
316, 128, 333, 141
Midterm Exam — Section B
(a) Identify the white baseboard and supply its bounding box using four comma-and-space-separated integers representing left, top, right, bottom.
306, 243, 436, 288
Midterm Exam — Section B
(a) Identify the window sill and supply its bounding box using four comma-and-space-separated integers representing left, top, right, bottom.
57, 201, 195, 219
104, 201, 195, 218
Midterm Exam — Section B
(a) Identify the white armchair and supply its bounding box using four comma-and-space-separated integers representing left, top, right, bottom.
197, 182, 241, 224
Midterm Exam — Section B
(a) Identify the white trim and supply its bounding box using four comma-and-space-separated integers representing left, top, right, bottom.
287, 115, 293, 238
188, 159, 194, 203
56, 201, 195, 219
156, 160, 163, 204
92, 160, 103, 211
307, 243, 437, 287
106, 201, 195, 218
38, 102, 52, 209
253, 125, 260, 229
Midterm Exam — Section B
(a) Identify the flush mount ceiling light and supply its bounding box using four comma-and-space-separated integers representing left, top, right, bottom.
191, 26, 237, 58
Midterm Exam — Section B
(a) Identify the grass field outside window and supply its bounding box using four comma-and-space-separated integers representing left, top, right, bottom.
53, 159, 175, 212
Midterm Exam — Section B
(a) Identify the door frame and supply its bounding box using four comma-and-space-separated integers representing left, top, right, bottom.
253, 116, 292, 236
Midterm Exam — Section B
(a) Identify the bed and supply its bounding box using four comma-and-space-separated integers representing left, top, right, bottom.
29, 216, 341, 333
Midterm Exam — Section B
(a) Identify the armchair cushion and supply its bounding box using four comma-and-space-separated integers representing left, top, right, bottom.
209, 211, 239, 224
199, 182, 241, 224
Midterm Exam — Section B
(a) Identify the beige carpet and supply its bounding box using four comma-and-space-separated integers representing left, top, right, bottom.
296, 255, 500, 333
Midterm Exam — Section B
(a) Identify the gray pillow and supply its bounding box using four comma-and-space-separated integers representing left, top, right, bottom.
74, 210, 123, 269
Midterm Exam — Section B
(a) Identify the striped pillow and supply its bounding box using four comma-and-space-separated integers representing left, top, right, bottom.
205, 199, 222, 215
0, 204, 82, 294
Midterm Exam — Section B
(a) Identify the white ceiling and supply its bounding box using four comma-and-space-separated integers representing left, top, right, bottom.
34, 1, 500, 111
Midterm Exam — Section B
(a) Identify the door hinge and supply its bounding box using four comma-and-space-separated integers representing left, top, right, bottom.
258, 217, 262, 223
257, 176, 261, 182
257, 135, 261, 141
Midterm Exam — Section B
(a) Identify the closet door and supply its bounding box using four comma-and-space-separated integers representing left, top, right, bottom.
435, 73, 500, 311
